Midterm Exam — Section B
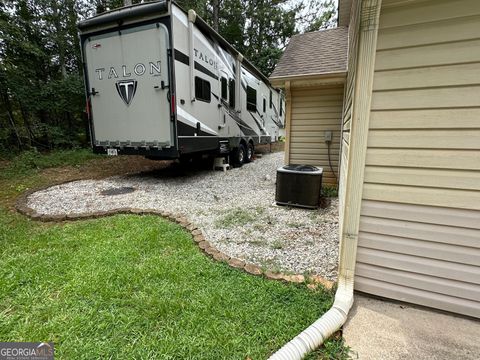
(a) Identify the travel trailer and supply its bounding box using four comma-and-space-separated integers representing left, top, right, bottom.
78, 0, 285, 166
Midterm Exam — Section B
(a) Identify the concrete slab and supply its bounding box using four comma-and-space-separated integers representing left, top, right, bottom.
343, 294, 480, 360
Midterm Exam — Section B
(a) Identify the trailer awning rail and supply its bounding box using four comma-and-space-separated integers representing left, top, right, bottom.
78, 1, 168, 31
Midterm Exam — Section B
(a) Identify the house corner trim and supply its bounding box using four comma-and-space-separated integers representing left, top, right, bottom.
339, 0, 382, 276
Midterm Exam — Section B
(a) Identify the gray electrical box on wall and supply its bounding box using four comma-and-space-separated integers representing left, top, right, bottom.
324, 130, 332, 143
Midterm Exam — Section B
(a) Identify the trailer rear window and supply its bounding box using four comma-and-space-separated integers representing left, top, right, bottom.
269, 90, 273, 109
221, 77, 228, 100
195, 77, 211, 102
229, 79, 235, 108
246, 86, 257, 112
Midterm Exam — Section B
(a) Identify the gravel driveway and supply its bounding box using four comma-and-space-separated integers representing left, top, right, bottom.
27, 152, 339, 280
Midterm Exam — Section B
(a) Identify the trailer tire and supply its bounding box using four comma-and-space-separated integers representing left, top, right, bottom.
245, 143, 254, 163
231, 144, 246, 167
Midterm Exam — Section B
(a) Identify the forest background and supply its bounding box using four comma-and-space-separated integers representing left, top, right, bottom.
0, 0, 336, 154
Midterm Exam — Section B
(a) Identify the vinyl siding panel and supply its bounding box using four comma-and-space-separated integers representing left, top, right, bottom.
366, 149, 480, 171
288, 85, 344, 185
380, 0, 480, 28
357, 202, 480, 319
367, 129, 480, 149
363, 184, 480, 211
377, 14, 480, 50
374, 39, 480, 71
361, 199, 480, 229
356, 263, 480, 303
356, 0, 480, 318
373, 63, 480, 90
364, 166, 480, 191
355, 276, 480, 319
369, 108, 480, 129
371, 86, 480, 110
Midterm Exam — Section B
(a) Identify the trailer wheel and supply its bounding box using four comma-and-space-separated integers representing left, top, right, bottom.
245, 143, 254, 163
231, 144, 246, 167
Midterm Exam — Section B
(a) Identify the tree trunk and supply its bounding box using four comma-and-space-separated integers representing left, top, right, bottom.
212, 0, 219, 31
19, 105, 34, 147
51, 0, 67, 78
2, 92, 23, 149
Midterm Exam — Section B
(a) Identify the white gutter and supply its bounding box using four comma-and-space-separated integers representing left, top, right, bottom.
269, 0, 382, 357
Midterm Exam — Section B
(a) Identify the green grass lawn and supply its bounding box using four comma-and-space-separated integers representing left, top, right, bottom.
0, 150, 349, 359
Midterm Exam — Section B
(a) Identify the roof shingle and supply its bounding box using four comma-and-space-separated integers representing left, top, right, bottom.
270, 27, 348, 79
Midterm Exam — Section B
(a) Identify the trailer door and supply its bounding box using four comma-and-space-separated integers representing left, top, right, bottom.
84, 23, 173, 148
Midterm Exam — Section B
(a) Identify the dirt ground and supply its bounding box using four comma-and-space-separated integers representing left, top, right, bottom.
41, 142, 284, 183
1, 142, 285, 210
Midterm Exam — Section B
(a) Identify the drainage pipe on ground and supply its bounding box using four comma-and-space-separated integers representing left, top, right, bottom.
269, 0, 383, 355
268, 275, 354, 360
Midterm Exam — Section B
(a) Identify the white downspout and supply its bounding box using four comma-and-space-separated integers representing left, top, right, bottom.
269, 275, 354, 360
188, 9, 196, 102
269, 0, 382, 358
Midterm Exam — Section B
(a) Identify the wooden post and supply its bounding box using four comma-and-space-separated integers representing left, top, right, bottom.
284, 81, 292, 164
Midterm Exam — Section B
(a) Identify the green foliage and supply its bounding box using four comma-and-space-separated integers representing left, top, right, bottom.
0, 211, 341, 359
0, 142, 349, 359
175, 0, 337, 76
0, 0, 90, 152
0, 149, 100, 180
322, 185, 338, 198
0, 0, 336, 152
95, 0, 143, 14
305, 337, 353, 359
215, 206, 264, 228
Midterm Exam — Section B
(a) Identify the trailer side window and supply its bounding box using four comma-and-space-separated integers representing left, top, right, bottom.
269, 90, 273, 109
263, 98, 266, 113
195, 77, 211, 102
229, 79, 235, 108
246, 86, 257, 112
280, 99, 283, 116
221, 77, 228, 100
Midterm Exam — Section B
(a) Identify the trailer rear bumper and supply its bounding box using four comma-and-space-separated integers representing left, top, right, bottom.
93, 145, 179, 159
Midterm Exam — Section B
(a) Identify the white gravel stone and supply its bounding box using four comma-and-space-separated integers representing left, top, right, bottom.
27, 152, 339, 280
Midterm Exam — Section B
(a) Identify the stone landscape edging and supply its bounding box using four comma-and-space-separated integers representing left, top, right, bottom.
16, 186, 334, 290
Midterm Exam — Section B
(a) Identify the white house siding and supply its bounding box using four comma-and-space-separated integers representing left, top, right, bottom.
355, 0, 480, 318
288, 85, 344, 185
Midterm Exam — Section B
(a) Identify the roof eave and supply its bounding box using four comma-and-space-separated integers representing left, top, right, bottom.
270, 71, 347, 87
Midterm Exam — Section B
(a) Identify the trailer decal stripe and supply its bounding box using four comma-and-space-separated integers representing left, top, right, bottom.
176, 107, 218, 136
174, 49, 189, 66
194, 61, 219, 81
249, 112, 267, 136
176, 121, 216, 137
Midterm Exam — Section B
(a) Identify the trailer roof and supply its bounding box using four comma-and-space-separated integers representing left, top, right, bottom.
78, 1, 168, 31
173, 2, 273, 86
78, 0, 276, 89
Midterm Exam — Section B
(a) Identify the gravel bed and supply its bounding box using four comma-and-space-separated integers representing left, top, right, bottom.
27, 152, 339, 280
